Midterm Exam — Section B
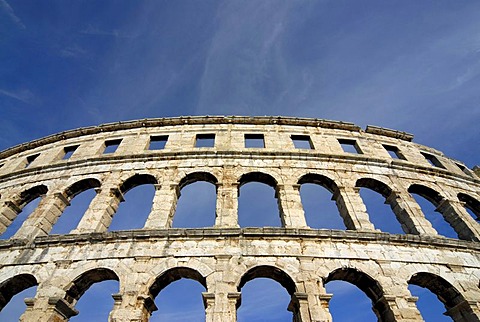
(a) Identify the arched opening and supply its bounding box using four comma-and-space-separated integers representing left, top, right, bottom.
173, 172, 217, 228
1, 185, 47, 239
408, 272, 475, 321
65, 268, 119, 321
109, 174, 157, 231
298, 174, 345, 229
324, 267, 394, 321
237, 266, 296, 322
408, 185, 458, 239
458, 193, 480, 222
50, 179, 101, 234
0, 274, 38, 320
238, 172, 281, 227
356, 178, 404, 234
150, 267, 207, 321
326, 281, 377, 321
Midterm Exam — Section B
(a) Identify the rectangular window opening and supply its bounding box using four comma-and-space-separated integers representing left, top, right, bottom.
245, 134, 265, 148
383, 144, 406, 160
25, 154, 39, 168
421, 152, 445, 169
149, 135, 168, 150
291, 135, 314, 149
63, 145, 79, 160
456, 163, 472, 176
338, 139, 362, 154
103, 139, 122, 154
195, 134, 215, 148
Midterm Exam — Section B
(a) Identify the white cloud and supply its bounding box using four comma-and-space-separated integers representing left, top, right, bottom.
0, 0, 25, 29
0, 88, 37, 105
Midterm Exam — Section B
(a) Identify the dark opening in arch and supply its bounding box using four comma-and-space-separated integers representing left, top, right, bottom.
325, 267, 394, 321
0, 274, 37, 311
458, 193, 480, 221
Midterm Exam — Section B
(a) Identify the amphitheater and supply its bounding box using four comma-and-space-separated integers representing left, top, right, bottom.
0, 116, 479, 322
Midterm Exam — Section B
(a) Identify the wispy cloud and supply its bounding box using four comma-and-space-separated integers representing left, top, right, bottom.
60, 44, 87, 58
0, 0, 25, 29
80, 24, 134, 39
0, 88, 37, 105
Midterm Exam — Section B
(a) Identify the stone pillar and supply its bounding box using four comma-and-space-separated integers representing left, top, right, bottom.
333, 186, 375, 231
298, 279, 333, 322
288, 291, 333, 322
277, 184, 308, 228
215, 183, 239, 228
386, 190, 438, 236
14, 192, 70, 239
19, 296, 78, 322
203, 291, 240, 322
72, 187, 123, 233
436, 199, 480, 241
0, 200, 22, 235
144, 183, 180, 229
108, 293, 156, 322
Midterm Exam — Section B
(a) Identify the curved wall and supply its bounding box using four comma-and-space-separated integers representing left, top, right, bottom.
0, 116, 479, 321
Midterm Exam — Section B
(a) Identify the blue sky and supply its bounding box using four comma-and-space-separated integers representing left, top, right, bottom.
1, 0, 479, 321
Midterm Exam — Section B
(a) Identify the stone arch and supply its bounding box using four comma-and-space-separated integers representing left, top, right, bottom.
238, 171, 278, 189
324, 267, 395, 321
408, 272, 476, 321
458, 193, 480, 221
408, 184, 444, 206
17, 184, 48, 208
237, 265, 296, 295
237, 172, 282, 227
298, 173, 339, 194
0, 273, 37, 311
356, 178, 407, 234
178, 171, 218, 190
64, 178, 101, 200
64, 268, 119, 304
408, 183, 465, 239
119, 173, 158, 194
297, 173, 347, 229
149, 267, 207, 299
0, 185, 48, 237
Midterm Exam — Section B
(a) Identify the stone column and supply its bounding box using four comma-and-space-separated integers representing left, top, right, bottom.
72, 186, 123, 233
436, 199, 480, 241
14, 192, 70, 239
333, 186, 375, 231
385, 190, 438, 236
108, 292, 156, 322
144, 183, 180, 229
215, 182, 239, 228
0, 200, 22, 235
203, 291, 240, 322
298, 279, 333, 322
277, 184, 308, 228
19, 296, 78, 322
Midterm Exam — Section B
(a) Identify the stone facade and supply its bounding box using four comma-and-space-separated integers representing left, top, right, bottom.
0, 116, 479, 321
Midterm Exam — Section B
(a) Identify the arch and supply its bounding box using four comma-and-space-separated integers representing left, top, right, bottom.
119, 174, 157, 194
298, 173, 339, 194
408, 272, 475, 320
17, 185, 48, 207
356, 178, 405, 234
238, 265, 296, 295
149, 267, 206, 299
238, 172, 277, 189
0, 274, 37, 311
408, 184, 443, 206
64, 178, 101, 200
458, 193, 480, 221
64, 268, 119, 304
324, 267, 394, 321
298, 173, 345, 230
356, 178, 392, 198
178, 171, 218, 190
408, 183, 461, 239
